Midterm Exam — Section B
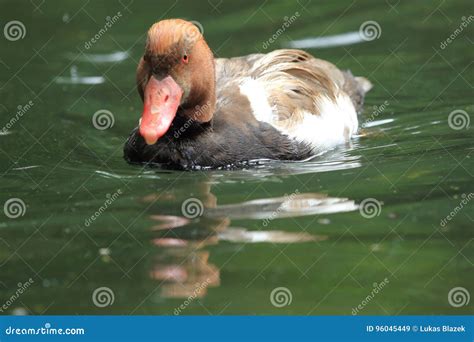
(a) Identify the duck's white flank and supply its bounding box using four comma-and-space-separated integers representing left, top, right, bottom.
239, 77, 358, 150
239, 77, 275, 123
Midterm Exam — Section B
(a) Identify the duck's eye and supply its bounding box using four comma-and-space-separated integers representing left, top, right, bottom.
182, 54, 189, 64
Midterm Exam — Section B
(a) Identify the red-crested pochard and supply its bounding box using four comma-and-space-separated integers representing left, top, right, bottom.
124, 19, 372, 170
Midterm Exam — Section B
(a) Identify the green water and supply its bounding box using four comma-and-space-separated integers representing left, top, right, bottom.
0, 0, 473, 315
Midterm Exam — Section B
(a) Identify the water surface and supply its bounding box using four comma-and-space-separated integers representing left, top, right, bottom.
0, 0, 473, 315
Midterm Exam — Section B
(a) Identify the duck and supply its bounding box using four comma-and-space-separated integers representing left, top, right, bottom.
124, 19, 372, 170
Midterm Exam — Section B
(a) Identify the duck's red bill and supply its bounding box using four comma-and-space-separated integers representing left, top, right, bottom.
139, 75, 183, 145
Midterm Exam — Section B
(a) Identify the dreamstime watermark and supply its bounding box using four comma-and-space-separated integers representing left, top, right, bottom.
448, 109, 470, 130
92, 287, 115, 307
262, 11, 300, 50
440, 193, 473, 227
84, 12, 123, 49
363, 100, 389, 126
352, 277, 389, 315
270, 287, 293, 308
4, 323, 85, 336
440, 15, 474, 50
84, 189, 122, 227
262, 189, 300, 227
3, 198, 26, 219
359, 21, 382, 41
181, 198, 204, 219
92, 109, 115, 130
359, 198, 382, 219
1, 100, 34, 134
173, 279, 210, 315
174, 102, 211, 139
448, 287, 470, 307
0, 278, 34, 313
3, 20, 26, 41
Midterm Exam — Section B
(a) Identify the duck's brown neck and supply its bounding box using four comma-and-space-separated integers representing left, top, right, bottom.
180, 39, 216, 123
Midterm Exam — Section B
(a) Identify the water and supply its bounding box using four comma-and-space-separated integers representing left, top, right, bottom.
0, 0, 472, 315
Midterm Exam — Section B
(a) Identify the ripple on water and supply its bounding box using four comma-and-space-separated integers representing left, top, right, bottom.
54, 65, 105, 85
68, 51, 129, 63
286, 31, 366, 49
95, 170, 163, 180
205, 193, 358, 220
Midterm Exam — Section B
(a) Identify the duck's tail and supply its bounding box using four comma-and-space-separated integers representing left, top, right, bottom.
342, 71, 373, 114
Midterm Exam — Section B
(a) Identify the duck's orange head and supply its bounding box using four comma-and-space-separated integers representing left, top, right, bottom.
137, 19, 216, 145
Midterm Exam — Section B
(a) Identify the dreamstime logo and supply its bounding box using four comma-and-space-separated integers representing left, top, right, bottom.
1, 100, 34, 134
3, 21, 26, 41
262, 11, 300, 49
84, 189, 122, 227
359, 21, 382, 41
174, 102, 211, 139
362, 100, 390, 127
263, 189, 300, 227
0, 278, 34, 313
184, 20, 204, 41
174, 278, 210, 315
3, 198, 26, 219
359, 198, 382, 218
352, 278, 390, 315
270, 287, 292, 308
181, 198, 204, 219
84, 11, 123, 49
92, 287, 115, 307
440, 193, 473, 227
440, 15, 474, 50
448, 287, 470, 308
448, 109, 470, 130
92, 109, 115, 130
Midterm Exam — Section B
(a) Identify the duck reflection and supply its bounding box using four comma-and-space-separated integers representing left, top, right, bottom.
141, 178, 358, 300
149, 249, 220, 299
